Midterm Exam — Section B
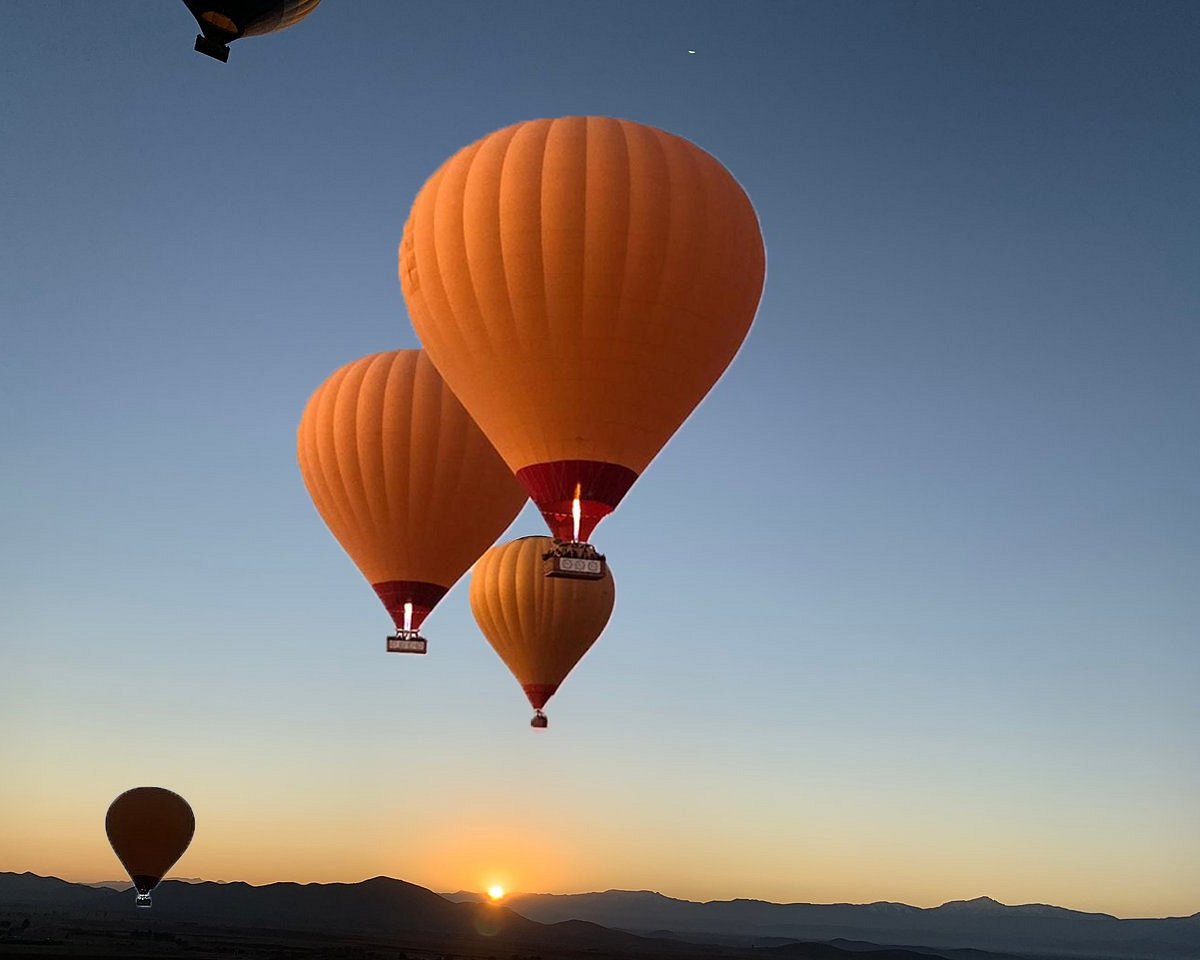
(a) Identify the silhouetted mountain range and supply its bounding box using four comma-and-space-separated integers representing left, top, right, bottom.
0, 872, 116, 906
3, 873, 1197, 960
443, 889, 1200, 960
0, 872, 951, 960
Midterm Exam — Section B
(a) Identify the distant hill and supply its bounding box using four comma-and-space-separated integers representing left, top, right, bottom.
451, 889, 1200, 960
4, 872, 547, 944
0, 872, 116, 906
78, 880, 132, 890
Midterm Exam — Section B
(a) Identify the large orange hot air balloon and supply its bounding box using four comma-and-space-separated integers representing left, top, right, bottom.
400, 116, 765, 575
470, 536, 615, 727
105, 788, 194, 908
298, 350, 527, 653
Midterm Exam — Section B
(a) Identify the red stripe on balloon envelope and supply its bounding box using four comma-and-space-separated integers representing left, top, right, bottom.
372, 580, 449, 631
516, 459, 638, 541
522, 683, 560, 710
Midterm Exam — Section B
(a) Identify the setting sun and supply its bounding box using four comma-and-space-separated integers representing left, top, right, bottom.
486, 885, 505, 901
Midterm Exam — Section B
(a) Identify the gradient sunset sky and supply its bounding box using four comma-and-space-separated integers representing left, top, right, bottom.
2, 1, 1197, 920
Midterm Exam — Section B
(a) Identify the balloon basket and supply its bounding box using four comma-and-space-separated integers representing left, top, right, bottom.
531, 711, 549, 729
543, 542, 606, 580
193, 34, 230, 62
135, 893, 152, 909
386, 632, 427, 654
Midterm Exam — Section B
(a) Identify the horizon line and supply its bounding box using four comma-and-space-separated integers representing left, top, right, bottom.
11, 869, 1195, 922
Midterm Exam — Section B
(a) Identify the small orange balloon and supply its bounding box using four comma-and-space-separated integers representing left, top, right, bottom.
470, 536, 615, 726
105, 787, 194, 908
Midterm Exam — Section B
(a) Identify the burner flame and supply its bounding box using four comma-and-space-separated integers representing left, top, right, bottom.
571, 482, 582, 542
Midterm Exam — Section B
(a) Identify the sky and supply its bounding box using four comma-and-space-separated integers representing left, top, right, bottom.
1, 0, 1197, 921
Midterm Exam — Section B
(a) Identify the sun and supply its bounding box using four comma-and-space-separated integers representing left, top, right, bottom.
486, 884, 505, 901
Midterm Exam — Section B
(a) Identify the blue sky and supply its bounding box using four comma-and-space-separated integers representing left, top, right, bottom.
2, 1, 1197, 916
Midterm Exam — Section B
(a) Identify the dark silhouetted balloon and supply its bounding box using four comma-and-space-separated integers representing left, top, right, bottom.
181, 1, 321, 62
105, 788, 195, 908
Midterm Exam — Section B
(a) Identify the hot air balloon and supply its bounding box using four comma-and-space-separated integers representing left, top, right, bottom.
400, 116, 765, 578
181, 0, 321, 62
298, 350, 527, 654
470, 535, 615, 727
105, 788, 195, 908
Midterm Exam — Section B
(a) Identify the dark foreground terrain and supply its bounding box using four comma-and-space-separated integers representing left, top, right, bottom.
0, 911, 652, 960
0, 910, 994, 960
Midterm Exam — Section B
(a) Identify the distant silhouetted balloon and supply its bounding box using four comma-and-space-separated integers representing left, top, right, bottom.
105, 788, 194, 908
181, 1, 321, 62
297, 350, 528, 653
470, 536, 615, 727
400, 116, 765, 552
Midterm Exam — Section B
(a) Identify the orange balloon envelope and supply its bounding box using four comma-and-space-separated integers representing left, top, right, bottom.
105, 787, 194, 908
297, 350, 527, 650
470, 535, 615, 727
400, 115, 765, 545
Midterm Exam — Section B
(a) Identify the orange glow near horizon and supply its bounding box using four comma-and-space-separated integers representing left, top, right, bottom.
487, 884, 505, 901
1, 753, 1194, 921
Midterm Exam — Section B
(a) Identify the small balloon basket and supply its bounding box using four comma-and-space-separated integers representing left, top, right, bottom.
135, 892, 152, 909
542, 541, 606, 580
193, 34, 230, 61
386, 632, 428, 654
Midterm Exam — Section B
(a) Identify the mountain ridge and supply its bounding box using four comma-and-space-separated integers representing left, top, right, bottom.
444, 886, 1193, 921
443, 886, 1200, 959
4, 873, 1197, 960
